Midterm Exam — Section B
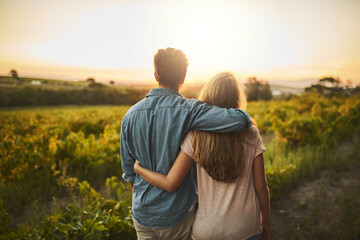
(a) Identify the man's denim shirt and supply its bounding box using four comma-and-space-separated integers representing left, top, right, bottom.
121, 88, 251, 229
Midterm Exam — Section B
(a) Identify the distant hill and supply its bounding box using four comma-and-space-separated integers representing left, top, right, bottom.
267, 79, 317, 98
0, 75, 309, 105
0, 75, 153, 91
0, 75, 150, 107
270, 84, 304, 97
0, 75, 89, 89
269, 78, 318, 88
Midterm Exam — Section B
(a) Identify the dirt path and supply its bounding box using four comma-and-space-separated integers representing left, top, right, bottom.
270, 167, 360, 239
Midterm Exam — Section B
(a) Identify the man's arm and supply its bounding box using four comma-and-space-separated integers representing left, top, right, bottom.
120, 122, 136, 187
190, 101, 251, 133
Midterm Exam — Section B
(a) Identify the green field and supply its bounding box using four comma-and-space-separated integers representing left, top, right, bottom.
1, 92, 360, 239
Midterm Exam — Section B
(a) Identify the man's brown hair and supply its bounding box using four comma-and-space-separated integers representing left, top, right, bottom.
153, 48, 189, 89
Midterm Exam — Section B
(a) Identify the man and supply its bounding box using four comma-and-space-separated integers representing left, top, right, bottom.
121, 47, 251, 239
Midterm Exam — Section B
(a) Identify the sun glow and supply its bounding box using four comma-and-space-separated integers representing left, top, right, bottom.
1, 0, 360, 83
176, 4, 301, 72
28, 2, 300, 74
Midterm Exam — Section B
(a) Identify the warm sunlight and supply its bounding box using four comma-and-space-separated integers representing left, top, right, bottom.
179, 4, 301, 73
0, 0, 359, 83
32, 2, 300, 75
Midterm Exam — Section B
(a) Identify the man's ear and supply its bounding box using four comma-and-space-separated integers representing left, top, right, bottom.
180, 73, 186, 85
154, 72, 159, 83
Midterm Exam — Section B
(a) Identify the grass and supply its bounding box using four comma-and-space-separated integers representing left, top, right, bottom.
263, 131, 360, 199
270, 133, 360, 239
301, 183, 360, 240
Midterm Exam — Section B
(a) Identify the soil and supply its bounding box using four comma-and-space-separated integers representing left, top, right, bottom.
270, 167, 360, 239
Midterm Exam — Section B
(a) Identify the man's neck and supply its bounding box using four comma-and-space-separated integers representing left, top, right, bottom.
158, 84, 180, 92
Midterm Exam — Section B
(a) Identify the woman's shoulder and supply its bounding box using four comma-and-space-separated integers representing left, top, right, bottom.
238, 125, 261, 146
181, 132, 194, 158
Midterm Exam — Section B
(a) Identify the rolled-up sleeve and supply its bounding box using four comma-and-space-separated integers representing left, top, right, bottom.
255, 137, 266, 157
120, 121, 136, 183
190, 101, 251, 133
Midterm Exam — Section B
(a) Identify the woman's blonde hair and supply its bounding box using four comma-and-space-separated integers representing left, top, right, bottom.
192, 72, 248, 183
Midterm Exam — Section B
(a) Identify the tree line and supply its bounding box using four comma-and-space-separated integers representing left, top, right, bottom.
2, 69, 359, 107
0, 86, 147, 107
305, 77, 360, 97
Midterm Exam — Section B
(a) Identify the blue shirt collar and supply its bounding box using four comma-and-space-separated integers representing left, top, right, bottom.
146, 88, 184, 98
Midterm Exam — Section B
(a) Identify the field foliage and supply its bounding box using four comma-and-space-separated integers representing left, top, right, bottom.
1, 92, 360, 239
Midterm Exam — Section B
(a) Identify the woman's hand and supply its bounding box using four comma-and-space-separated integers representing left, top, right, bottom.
134, 160, 141, 174
261, 225, 270, 240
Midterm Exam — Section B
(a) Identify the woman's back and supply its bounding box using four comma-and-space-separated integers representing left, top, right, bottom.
181, 126, 265, 240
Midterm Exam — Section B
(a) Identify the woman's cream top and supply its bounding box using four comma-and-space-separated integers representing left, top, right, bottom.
181, 126, 266, 240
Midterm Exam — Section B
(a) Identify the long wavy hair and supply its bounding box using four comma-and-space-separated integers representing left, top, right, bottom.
192, 72, 249, 183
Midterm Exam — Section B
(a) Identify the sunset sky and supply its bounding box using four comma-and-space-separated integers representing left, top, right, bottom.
1, 0, 359, 86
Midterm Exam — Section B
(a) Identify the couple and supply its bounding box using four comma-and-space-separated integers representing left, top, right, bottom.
121, 48, 270, 240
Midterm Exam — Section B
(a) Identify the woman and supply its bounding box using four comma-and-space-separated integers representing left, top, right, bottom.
134, 72, 270, 240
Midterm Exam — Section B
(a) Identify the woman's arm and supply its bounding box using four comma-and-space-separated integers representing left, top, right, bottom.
252, 153, 270, 240
134, 150, 194, 192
